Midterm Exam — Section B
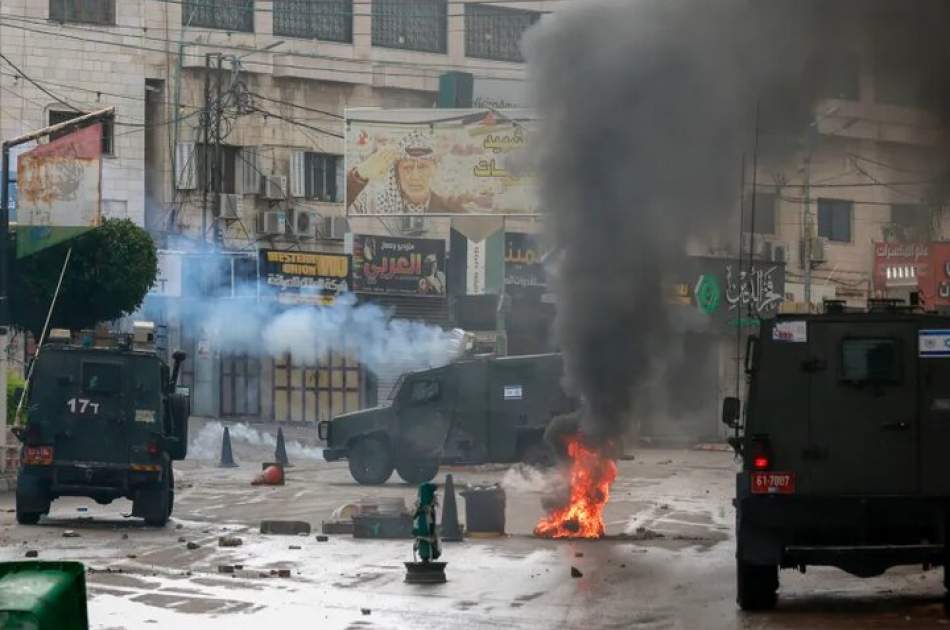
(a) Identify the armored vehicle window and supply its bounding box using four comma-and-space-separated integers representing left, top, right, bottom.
841, 338, 900, 383
410, 380, 440, 403
82, 362, 122, 395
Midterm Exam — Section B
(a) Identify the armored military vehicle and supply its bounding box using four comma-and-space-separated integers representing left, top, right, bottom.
319, 353, 575, 484
14, 323, 189, 527
724, 303, 950, 609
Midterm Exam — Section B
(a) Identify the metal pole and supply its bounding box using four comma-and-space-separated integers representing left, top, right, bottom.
0, 144, 10, 326
15, 247, 72, 423
213, 53, 223, 247
803, 141, 813, 310
201, 53, 211, 245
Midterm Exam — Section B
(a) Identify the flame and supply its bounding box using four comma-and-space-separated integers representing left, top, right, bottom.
534, 437, 618, 539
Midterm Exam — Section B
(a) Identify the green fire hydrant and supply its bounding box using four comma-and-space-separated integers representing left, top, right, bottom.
405, 482, 446, 583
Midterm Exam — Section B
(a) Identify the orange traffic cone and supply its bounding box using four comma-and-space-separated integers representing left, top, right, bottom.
251, 463, 284, 486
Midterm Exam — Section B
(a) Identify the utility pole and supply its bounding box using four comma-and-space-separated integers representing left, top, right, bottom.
213, 53, 224, 247
201, 53, 212, 246
802, 134, 814, 311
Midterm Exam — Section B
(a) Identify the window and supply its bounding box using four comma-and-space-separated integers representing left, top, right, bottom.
465, 3, 540, 62
841, 338, 900, 384
305, 153, 343, 201
372, 0, 447, 54
890, 204, 931, 242
49, 0, 115, 25
274, 0, 352, 42
181, 0, 253, 32
195, 144, 239, 194
82, 362, 122, 395
409, 380, 440, 403
818, 198, 852, 243
49, 110, 113, 155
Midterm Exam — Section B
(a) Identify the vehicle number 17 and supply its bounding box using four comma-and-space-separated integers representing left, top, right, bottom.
66, 398, 100, 415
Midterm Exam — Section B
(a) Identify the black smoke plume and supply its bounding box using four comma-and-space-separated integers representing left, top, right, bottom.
526, 0, 950, 443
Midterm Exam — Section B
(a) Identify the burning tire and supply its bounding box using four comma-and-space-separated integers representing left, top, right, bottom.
348, 437, 394, 485
396, 459, 439, 485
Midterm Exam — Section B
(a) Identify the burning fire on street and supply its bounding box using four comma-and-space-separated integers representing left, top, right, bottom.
534, 437, 618, 539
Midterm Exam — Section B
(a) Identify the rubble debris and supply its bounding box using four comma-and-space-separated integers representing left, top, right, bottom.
177, 537, 187, 543
234, 564, 244, 570
121, 533, 129, 540
24, 550, 37, 558
361, 608, 371, 615
620, 564, 627, 568
127, 554, 137, 559
176, 524, 183, 530
77, 507, 88, 512
218, 565, 235, 574
289, 545, 301, 550
658, 459, 673, 465
277, 569, 291, 578
315, 535, 329, 542
574, 552, 583, 558
260, 520, 311, 536
219, 536, 243, 547
571, 567, 583, 578
186, 542, 200, 550
62, 530, 80, 538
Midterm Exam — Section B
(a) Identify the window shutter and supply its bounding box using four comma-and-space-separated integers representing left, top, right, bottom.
236, 146, 259, 195
290, 150, 307, 198
175, 142, 196, 190
333, 156, 344, 202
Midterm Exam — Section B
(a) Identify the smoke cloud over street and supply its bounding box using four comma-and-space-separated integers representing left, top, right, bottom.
526, 0, 950, 442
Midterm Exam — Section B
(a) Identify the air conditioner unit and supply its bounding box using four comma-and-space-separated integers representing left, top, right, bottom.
771, 243, 787, 263
218, 194, 242, 220
263, 175, 287, 200
399, 215, 426, 234
322, 216, 349, 240
295, 211, 321, 239
258, 210, 287, 236
799, 237, 827, 268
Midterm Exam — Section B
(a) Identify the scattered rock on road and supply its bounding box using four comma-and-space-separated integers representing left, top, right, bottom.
24, 550, 37, 558
260, 520, 311, 536
219, 536, 243, 547
186, 542, 200, 550
62, 530, 80, 538
571, 567, 583, 578
315, 535, 329, 542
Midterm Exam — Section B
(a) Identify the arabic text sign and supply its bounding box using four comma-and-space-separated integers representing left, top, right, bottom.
351, 235, 447, 297
345, 108, 538, 216
690, 258, 785, 327
504, 232, 546, 297
16, 123, 102, 257
259, 249, 350, 304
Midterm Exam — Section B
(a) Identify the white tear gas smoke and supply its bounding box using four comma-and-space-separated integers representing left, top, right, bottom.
189, 421, 324, 462
177, 290, 465, 375
526, 0, 950, 442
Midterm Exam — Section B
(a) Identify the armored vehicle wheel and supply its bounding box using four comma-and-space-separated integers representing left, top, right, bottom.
736, 559, 778, 610
15, 509, 41, 525
349, 437, 394, 485
396, 460, 439, 485
136, 465, 172, 527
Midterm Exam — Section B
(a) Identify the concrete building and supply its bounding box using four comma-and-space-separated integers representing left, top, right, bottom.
0, 0, 554, 426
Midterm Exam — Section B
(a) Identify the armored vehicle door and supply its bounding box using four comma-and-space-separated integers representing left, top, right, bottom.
439, 361, 488, 463
806, 320, 917, 495
917, 326, 950, 495
487, 359, 539, 460
395, 368, 457, 462
46, 354, 131, 464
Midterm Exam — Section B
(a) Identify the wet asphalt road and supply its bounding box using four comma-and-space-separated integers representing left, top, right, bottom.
0, 426, 947, 628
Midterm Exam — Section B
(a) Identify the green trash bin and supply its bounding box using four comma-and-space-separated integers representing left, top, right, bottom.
0, 562, 88, 630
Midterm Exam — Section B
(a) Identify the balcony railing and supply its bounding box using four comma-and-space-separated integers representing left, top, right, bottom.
274, 0, 353, 43
372, 0, 447, 54
181, 0, 254, 32
465, 3, 539, 62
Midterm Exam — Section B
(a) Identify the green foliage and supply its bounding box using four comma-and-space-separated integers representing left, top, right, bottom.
12, 219, 158, 336
7, 371, 24, 425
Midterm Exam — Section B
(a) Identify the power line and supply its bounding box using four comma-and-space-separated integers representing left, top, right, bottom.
0, 19, 531, 81
247, 92, 343, 120
0, 52, 83, 113
250, 106, 343, 139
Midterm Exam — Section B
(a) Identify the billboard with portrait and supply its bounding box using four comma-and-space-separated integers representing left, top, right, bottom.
345, 108, 538, 216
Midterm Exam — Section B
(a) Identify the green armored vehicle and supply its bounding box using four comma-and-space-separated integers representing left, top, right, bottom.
319, 353, 575, 484
725, 303, 950, 609
15, 323, 189, 527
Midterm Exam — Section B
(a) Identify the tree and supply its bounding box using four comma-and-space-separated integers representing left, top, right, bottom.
11, 219, 158, 336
